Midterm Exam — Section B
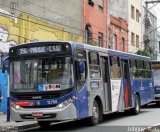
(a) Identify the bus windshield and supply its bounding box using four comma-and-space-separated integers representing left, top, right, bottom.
152, 68, 160, 87
10, 57, 73, 92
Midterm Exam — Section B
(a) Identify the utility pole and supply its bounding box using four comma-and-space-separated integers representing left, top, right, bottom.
144, 0, 160, 57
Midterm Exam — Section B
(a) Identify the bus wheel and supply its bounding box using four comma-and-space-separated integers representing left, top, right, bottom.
131, 95, 140, 115
89, 100, 100, 126
38, 121, 51, 128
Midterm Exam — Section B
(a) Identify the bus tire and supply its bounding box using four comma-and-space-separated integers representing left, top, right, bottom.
89, 100, 100, 126
131, 95, 140, 115
38, 121, 51, 128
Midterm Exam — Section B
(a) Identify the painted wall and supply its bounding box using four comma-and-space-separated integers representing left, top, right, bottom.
83, 0, 107, 47
128, 0, 142, 53
0, 10, 83, 52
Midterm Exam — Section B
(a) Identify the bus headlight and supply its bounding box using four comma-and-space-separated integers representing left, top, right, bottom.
10, 101, 21, 110
15, 105, 20, 110
58, 103, 65, 109
57, 97, 76, 109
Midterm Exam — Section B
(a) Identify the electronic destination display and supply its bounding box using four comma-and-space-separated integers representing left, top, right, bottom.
10, 43, 71, 56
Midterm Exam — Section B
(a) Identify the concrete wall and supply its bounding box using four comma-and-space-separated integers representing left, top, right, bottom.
109, 0, 128, 21
0, 0, 83, 37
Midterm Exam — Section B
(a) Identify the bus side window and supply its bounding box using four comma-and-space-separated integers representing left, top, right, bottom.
74, 49, 87, 91
137, 60, 145, 79
130, 60, 138, 79
110, 56, 121, 79
89, 51, 101, 79
146, 62, 152, 79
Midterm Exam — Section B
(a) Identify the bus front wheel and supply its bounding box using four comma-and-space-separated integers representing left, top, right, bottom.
89, 100, 100, 126
131, 95, 140, 115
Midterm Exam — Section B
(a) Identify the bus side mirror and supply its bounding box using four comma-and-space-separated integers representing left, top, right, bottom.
2, 64, 5, 73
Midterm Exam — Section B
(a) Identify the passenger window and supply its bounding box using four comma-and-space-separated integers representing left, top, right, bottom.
89, 52, 101, 79
110, 56, 121, 79
74, 49, 87, 92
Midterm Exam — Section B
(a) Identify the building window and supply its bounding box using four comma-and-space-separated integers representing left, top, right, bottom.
131, 32, 135, 46
136, 9, 139, 22
112, 34, 117, 50
136, 35, 139, 48
88, 0, 94, 6
98, 0, 103, 10
85, 24, 92, 44
122, 37, 125, 51
98, 32, 103, 47
131, 5, 135, 19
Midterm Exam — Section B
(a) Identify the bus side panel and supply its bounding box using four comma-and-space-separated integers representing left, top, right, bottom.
144, 80, 155, 103
131, 80, 146, 106
110, 79, 124, 112
123, 79, 131, 108
77, 85, 88, 119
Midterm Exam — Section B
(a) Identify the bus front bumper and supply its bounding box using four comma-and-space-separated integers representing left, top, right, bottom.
10, 103, 77, 121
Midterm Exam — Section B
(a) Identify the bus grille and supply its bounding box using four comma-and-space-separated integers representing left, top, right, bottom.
21, 105, 57, 109
13, 94, 59, 100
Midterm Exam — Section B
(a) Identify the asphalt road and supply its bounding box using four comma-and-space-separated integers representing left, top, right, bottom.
22, 103, 160, 132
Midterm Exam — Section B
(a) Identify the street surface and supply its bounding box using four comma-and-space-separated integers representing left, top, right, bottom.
22, 103, 160, 132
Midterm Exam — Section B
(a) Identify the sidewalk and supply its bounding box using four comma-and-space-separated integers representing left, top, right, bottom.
0, 112, 38, 132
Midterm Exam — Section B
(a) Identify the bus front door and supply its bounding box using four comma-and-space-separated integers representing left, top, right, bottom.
101, 56, 112, 112
121, 59, 132, 108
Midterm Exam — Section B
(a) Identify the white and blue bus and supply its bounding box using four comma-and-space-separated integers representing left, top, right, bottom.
6, 41, 154, 127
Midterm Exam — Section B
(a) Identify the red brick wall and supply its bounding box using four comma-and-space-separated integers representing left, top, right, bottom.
83, 0, 108, 48
109, 15, 128, 52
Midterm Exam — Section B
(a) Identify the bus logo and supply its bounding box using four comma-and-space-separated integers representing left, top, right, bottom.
32, 96, 42, 99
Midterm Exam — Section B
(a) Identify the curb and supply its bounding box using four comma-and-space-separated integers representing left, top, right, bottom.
144, 124, 160, 132
17, 123, 39, 131
0, 122, 39, 132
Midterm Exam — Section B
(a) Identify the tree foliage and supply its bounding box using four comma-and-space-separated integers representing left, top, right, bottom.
136, 50, 150, 57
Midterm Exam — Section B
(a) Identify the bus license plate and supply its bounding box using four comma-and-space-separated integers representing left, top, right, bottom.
32, 112, 43, 117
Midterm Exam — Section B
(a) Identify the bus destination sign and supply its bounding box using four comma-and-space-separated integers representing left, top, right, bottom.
152, 63, 160, 69
17, 45, 62, 55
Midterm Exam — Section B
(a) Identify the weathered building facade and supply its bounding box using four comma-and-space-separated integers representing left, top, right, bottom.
109, 0, 142, 53
109, 15, 128, 52
84, 0, 108, 47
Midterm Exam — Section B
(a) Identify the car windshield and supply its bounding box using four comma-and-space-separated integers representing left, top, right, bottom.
10, 57, 73, 92
153, 69, 160, 86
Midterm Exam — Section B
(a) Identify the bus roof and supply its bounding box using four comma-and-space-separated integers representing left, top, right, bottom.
151, 60, 160, 63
